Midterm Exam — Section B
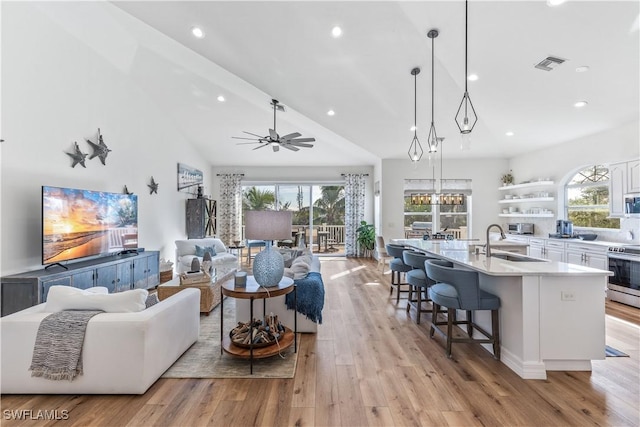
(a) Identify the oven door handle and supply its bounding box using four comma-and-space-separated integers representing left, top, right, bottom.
608, 253, 640, 262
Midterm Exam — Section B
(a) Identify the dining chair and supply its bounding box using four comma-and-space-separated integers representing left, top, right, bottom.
385, 243, 412, 303
375, 236, 393, 273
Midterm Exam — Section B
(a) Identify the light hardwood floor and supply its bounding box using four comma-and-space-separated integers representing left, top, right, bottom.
1, 257, 639, 426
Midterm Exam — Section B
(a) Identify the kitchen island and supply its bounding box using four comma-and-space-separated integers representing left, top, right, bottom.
392, 238, 612, 380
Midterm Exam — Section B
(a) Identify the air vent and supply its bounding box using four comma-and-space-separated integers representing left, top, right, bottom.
534, 56, 566, 71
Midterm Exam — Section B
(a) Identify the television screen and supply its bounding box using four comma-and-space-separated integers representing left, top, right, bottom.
42, 186, 138, 265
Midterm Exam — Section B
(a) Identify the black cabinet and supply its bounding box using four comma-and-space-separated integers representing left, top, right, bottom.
1, 251, 160, 316
186, 198, 216, 239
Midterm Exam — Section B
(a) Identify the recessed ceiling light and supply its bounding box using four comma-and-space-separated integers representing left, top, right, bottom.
506, 131, 514, 136
576, 66, 590, 73
547, 0, 566, 6
331, 26, 342, 38
467, 74, 479, 81
327, 110, 335, 116
217, 95, 225, 102
574, 101, 588, 108
191, 26, 205, 39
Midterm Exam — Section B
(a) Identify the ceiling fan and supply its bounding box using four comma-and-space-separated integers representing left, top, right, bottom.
232, 99, 315, 152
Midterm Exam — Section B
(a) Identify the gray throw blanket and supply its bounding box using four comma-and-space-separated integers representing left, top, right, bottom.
30, 310, 103, 381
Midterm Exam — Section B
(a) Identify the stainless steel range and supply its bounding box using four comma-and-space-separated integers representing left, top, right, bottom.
607, 245, 640, 308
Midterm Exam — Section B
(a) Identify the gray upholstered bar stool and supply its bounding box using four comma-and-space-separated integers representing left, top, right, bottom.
402, 250, 436, 324
425, 259, 501, 360
385, 243, 412, 303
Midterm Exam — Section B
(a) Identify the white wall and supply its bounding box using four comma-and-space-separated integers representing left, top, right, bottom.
1, 2, 211, 275
380, 157, 509, 241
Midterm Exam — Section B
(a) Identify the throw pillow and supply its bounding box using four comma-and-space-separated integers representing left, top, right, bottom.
44, 286, 148, 313
145, 293, 160, 308
195, 245, 216, 258
283, 268, 294, 279
290, 260, 310, 280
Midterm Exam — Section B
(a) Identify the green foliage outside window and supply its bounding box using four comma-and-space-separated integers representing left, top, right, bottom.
566, 166, 620, 229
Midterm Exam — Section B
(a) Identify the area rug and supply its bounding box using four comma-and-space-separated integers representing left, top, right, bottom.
162, 298, 299, 379
605, 345, 629, 357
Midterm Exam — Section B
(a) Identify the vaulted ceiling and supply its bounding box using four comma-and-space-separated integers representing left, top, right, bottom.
113, 1, 639, 167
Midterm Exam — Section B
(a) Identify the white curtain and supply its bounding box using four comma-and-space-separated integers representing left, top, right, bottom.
218, 174, 243, 245
344, 174, 367, 256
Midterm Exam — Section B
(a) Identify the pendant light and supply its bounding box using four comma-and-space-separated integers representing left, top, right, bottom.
408, 67, 423, 163
427, 29, 439, 157
455, 0, 478, 135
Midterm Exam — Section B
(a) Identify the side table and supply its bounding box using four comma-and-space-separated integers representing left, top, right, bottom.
220, 275, 296, 374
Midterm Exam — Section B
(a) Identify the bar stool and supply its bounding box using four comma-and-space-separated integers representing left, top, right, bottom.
402, 250, 436, 324
425, 259, 501, 360
385, 244, 412, 303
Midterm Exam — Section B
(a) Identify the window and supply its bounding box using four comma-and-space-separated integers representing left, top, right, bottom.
404, 179, 471, 238
566, 165, 619, 229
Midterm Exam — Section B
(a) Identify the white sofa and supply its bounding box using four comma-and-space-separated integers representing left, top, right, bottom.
236, 255, 323, 333
0, 288, 200, 394
175, 238, 237, 274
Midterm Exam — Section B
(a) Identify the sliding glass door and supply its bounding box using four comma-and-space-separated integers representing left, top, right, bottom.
241, 183, 345, 256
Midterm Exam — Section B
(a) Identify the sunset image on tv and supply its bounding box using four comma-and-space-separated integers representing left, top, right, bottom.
42, 186, 138, 265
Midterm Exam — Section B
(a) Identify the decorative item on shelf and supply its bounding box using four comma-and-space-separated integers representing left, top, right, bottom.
148, 176, 159, 194
455, 0, 478, 143
229, 315, 285, 348
501, 170, 514, 185
86, 128, 111, 165
408, 67, 424, 164
245, 210, 292, 287
196, 185, 203, 199
66, 141, 88, 168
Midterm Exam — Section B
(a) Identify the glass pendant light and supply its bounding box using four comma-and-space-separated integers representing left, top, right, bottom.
455, 0, 478, 136
407, 67, 423, 163
427, 30, 439, 159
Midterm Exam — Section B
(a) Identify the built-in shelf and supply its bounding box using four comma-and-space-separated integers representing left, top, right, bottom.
499, 197, 555, 204
498, 213, 555, 218
498, 180, 554, 191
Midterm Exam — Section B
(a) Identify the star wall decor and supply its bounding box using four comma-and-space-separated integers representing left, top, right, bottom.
66, 142, 88, 168
123, 185, 132, 195
148, 177, 159, 194
86, 128, 111, 165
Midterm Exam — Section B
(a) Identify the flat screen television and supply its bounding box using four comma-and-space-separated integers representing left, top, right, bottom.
42, 186, 138, 266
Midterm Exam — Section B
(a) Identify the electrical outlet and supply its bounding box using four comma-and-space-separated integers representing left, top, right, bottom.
561, 291, 575, 301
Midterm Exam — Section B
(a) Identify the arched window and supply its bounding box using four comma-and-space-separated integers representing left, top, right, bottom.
565, 165, 620, 229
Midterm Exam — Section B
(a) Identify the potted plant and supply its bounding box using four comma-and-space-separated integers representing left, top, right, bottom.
356, 220, 375, 257
501, 170, 514, 186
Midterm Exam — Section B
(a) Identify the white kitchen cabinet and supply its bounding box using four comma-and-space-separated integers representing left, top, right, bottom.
628, 159, 640, 193
565, 242, 608, 270
609, 161, 627, 217
528, 238, 564, 261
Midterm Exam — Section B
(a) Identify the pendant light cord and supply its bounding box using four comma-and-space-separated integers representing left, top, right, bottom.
414, 72, 418, 138
464, 0, 468, 94
431, 36, 435, 125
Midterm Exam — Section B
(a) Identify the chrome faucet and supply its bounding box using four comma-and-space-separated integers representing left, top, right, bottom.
485, 224, 506, 257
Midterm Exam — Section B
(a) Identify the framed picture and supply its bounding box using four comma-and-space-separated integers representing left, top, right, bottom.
177, 163, 203, 191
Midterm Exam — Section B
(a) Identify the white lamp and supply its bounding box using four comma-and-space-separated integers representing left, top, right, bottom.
244, 210, 292, 287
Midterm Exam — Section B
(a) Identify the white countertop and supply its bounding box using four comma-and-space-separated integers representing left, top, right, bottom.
391, 239, 613, 277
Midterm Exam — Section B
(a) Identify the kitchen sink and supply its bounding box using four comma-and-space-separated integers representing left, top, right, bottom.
491, 253, 548, 262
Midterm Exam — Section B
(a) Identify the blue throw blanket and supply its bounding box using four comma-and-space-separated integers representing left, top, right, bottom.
286, 272, 325, 324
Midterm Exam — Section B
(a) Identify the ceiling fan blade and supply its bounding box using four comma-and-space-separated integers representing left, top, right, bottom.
287, 142, 314, 148
269, 129, 278, 140
252, 143, 270, 150
236, 142, 261, 145
280, 132, 301, 140
232, 137, 260, 141
281, 144, 299, 151
289, 137, 315, 143
243, 131, 265, 138
272, 145, 280, 152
